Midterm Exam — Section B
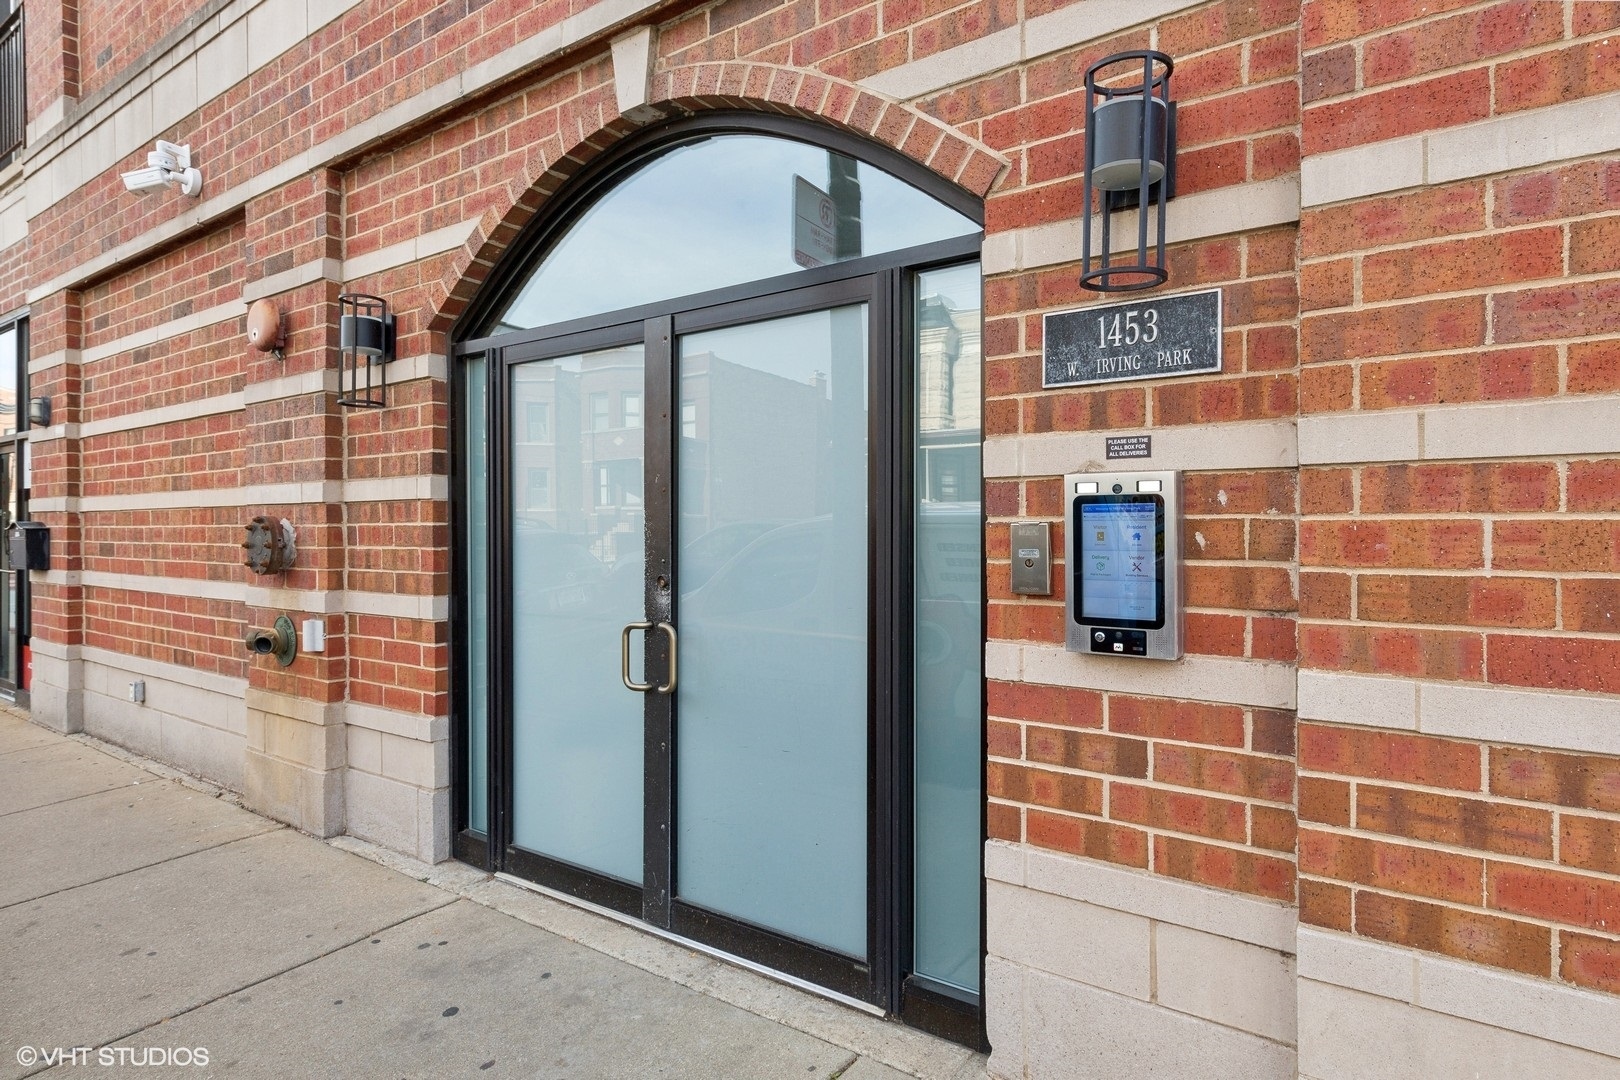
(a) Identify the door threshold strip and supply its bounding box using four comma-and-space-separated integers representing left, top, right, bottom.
492, 871, 886, 1017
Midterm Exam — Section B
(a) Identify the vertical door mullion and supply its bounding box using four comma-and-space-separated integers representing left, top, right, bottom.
869, 269, 903, 1012
490, 347, 514, 869
890, 266, 919, 1008
643, 315, 676, 929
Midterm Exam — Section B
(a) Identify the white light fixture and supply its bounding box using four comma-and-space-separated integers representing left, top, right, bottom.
121, 140, 203, 198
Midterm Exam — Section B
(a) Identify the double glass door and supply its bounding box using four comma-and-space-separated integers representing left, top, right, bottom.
478, 257, 985, 1031
455, 122, 985, 1039
501, 279, 877, 995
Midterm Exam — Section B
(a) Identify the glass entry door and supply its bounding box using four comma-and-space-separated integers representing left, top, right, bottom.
498, 281, 881, 997
481, 263, 984, 1037
460, 119, 988, 1042
507, 343, 647, 891
673, 302, 869, 961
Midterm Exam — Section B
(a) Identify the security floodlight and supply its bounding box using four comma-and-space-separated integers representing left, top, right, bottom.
121, 141, 203, 198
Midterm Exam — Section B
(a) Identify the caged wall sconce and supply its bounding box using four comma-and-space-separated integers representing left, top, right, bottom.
336, 293, 395, 408
1080, 51, 1177, 293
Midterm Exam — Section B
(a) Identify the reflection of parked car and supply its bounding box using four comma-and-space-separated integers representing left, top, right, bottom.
680, 516, 863, 709
511, 526, 610, 615
681, 506, 981, 636
678, 520, 786, 593
682, 517, 851, 623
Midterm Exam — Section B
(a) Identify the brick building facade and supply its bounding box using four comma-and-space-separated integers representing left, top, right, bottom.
4, 0, 1619, 1075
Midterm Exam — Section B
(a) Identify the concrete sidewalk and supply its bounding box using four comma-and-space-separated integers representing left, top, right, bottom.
0, 710, 988, 1080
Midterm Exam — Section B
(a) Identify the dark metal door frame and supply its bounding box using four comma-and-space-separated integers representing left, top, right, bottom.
486, 275, 897, 1007
0, 440, 18, 697
454, 238, 985, 1043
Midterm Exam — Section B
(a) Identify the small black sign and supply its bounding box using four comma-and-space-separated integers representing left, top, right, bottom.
1043, 288, 1222, 388
1106, 435, 1152, 460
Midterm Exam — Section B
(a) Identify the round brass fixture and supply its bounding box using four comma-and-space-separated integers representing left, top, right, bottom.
245, 615, 298, 667
246, 299, 286, 359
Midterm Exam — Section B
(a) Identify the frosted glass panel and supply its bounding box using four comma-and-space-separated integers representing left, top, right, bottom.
913, 263, 983, 991
676, 306, 868, 957
464, 355, 490, 835
0, 325, 16, 436
490, 135, 977, 332
511, 346, 646, 882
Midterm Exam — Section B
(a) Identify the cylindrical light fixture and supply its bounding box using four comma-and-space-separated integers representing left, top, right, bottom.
1080, 50, 1176, 293
336, 293, 394, 408
1089, 95, 1170, 191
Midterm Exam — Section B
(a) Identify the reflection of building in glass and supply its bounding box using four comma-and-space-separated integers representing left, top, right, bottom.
916, 294, 981, 504
509, 345, 842, 569
510, 347, 645, 567
678, 350, 833, 543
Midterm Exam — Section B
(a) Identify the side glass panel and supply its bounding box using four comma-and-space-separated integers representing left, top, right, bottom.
510, 346, 646, 882
676, 305, 869, 957
463, 355, 490, 835
0, 446, 15, 688
490, 135, 978, 333
0, 323, 15, 436
913, 263, 983, 991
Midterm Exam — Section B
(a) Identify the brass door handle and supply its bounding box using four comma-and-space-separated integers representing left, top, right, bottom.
653, 622, 677, 695
621, 621, 654, 692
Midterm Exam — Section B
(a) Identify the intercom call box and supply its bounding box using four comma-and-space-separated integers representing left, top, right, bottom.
1064, 469, 1182, 660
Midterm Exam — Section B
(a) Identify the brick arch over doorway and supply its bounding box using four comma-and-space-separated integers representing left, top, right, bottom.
426, 63, 1008, 334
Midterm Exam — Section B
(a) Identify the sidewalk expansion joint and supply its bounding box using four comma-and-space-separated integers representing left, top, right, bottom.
15, 899, 461, 1078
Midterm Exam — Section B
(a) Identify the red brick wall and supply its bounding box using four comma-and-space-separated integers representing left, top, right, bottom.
978, 5, 1303, 903
76, 0, 208, 100
1296, 0, 1620, 992
23, 0, 80, 122
0, 239, 26, 318
16, 0, 1620, 1009
33, 0, 1307, 895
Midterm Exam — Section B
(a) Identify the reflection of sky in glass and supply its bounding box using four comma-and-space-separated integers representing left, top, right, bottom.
684, 310, 838, 386
492, 135, 979, 333
921, 263, 981, 320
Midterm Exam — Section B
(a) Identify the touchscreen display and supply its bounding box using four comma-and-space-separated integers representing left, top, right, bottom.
1078, 498, 1162, 625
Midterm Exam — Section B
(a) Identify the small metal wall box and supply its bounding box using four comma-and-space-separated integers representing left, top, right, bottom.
27, 397, 50, 427
242, 516, 297, 575
1010, 521, 1052, 595
8, 521, 49, 572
